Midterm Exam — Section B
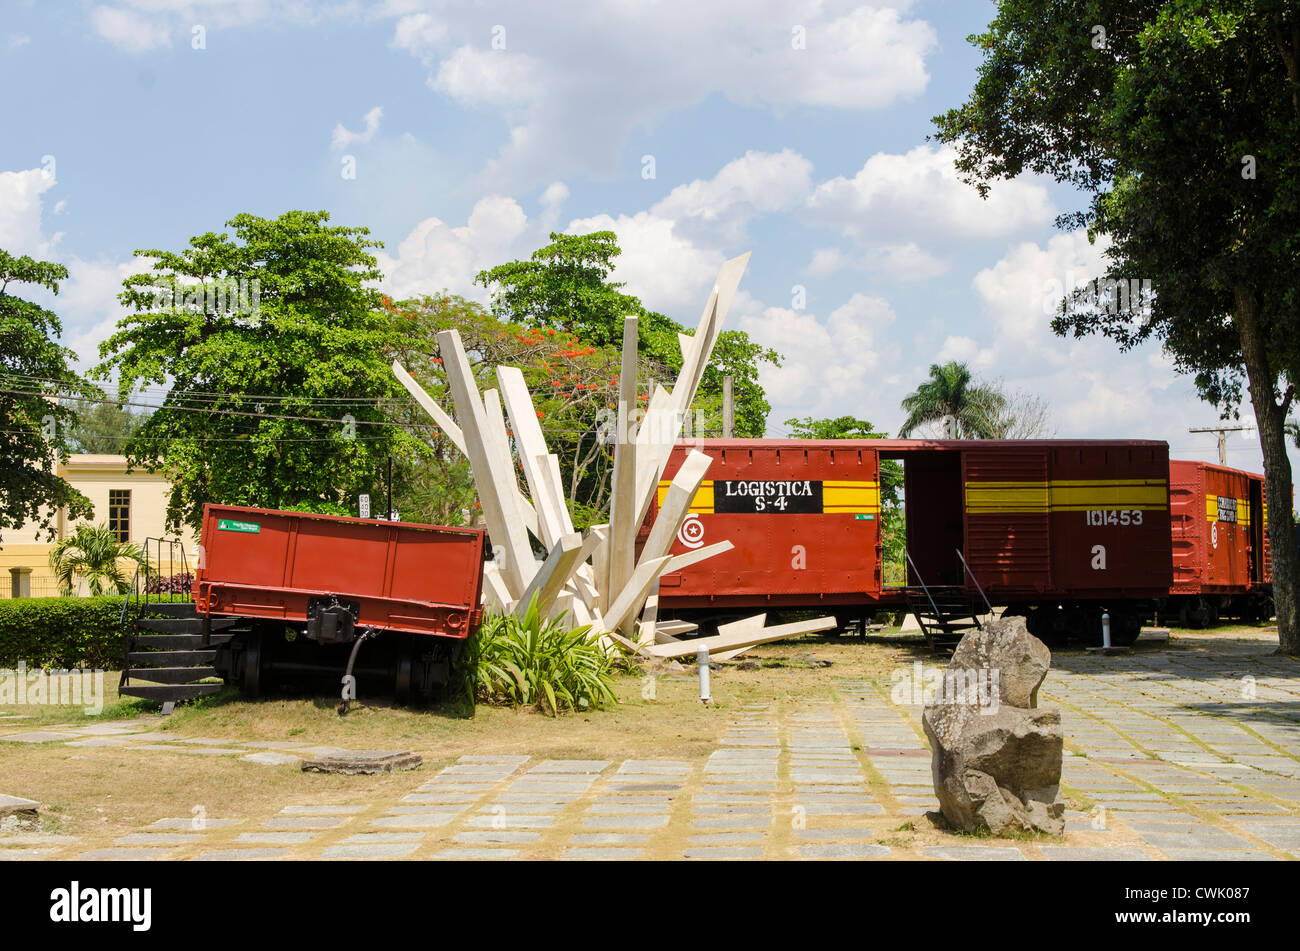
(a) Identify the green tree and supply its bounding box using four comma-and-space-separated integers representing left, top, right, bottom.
49, 522, 141, 596
66, 399, 147, 453
0, 249, 93, 543
94, 211, 414, 531
382, 293, 665, 529
933, 1, 1300, 654
898, 362, 1006, 438
475, 231, 780, 437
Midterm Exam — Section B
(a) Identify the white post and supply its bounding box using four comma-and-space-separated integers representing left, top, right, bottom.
1102, 611, 1111, 649
697, 644, 711, 703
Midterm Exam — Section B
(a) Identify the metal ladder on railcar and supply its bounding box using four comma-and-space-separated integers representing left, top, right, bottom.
118, 538, 239, 712
903, 550, 990, 652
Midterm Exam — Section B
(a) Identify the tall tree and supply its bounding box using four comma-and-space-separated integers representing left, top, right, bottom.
382, 293, 667, 529
475, 231, 781, 437
982, 382, 1056, 439
898, 362, 1006, 438
95, 211, 414, 531
66, 399, 147, 453
0, 249, 93, 542
934, 0, 1300, 654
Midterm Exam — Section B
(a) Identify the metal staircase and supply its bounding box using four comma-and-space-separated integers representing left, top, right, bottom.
119, 538, 236, 711
904, 549, 991, 652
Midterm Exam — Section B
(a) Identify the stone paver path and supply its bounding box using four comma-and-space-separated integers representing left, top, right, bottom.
2, 631, 1298, 860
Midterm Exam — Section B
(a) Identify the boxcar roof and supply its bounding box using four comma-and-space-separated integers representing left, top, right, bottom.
677, 438, 1170, 450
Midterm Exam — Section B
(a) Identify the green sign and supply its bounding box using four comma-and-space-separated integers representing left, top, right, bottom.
855, 514, 875, 520
217, 519, 260, 533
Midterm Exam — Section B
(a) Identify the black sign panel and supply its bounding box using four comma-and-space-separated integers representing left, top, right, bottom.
714, 479, 823, 514
1216, 496, 1238, 523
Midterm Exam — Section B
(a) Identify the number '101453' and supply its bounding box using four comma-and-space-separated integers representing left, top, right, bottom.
1086, 509, 1143, 526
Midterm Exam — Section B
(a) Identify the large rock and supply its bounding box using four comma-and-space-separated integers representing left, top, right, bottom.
923, 616, 1065, 836
923, 702, 1065, 835
948, 614, 1050, 709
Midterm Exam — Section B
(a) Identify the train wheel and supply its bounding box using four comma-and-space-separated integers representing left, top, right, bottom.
242, 630, 264, 698
1106, 611, 1142, 647
395, 651, 413, 705
1185, 597, 1212, 629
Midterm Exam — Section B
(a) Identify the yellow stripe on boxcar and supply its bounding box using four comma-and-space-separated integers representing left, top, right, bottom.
965, 480, 1168, 514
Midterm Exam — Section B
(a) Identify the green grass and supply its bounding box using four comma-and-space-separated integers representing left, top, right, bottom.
458, 597, 623, 716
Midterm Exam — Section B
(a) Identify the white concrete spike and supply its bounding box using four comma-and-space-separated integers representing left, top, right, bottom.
607, 316, 640, 607
515, 532, 584, 619
392, 359, 540, 538
602, 555, 672, 634
434, 330, 534, 598
497, 365, 566, 549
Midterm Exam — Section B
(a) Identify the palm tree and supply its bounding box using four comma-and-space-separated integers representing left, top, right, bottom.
49, 523, 142, 596
898, 362, 1006, 438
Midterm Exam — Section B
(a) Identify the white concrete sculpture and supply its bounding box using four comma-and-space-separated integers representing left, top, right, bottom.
391, 251, 835, 658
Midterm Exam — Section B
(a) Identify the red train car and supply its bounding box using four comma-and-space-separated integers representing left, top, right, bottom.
648, 438, 1173, 644
195, 504, 485, 702
647, 440, 883, 612
1167, 460, 1272, 625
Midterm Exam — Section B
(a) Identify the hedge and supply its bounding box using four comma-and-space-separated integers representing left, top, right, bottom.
0, 596, 134, 670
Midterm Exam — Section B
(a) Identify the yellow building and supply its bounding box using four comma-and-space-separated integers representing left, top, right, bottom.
0, 455, 199, 598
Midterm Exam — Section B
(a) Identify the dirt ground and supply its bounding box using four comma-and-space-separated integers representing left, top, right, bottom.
0, 626, 1291, 859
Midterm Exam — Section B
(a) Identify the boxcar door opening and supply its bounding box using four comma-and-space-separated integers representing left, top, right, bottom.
900, 450, 965, 588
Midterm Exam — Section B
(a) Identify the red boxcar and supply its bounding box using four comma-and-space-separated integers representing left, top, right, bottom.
1167, 460, 1272, 625
648, 438, 1173, 643
647, 440, 882, 611
194, 504, 485, 701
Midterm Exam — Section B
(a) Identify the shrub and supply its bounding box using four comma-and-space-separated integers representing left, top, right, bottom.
145, 572, 194, 595
459, 597, 621, 715
0, 596, 132, 669
48, 523, 141, 596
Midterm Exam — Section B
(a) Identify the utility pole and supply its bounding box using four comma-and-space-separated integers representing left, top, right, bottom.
1189, 425, 1252, 465
722, 375, 734, 438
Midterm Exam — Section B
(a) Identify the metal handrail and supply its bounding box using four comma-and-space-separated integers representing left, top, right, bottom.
955, 548, 994, 620
118, 537, 193, 688
904, 550, 944, 626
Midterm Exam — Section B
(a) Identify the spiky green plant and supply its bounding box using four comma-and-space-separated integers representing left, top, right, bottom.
49, 523, 142, 596
459, 595, 621, 716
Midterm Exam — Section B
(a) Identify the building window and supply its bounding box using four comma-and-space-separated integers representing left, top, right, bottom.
108, 490, 131, 543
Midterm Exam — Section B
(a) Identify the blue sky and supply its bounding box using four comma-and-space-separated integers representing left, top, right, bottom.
0, 0, 1286, 474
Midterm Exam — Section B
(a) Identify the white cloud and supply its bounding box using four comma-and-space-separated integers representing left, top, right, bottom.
89, 6, 173, 53
968, 230, 1205, 443
374, 148, 812, 315
80, 3, 938, 188
806, 143, 1055, 245
57, 256, 143, 370
7, 34, 31, 50
564, 211, 724, 316
651, 149, 813, 246
331, 106, 384, 151
806, 247, 853, 277
432, 46, 543, 107
0, 168, 61, 258
736, 291, 901, 429
390, 1, 937, 187
806, 241, 947, 282
0, 166, 140, 369
539, 181, 569, 230
376, 195, 530, 302
390, 12, 446, 64
936, 334, 994, 371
